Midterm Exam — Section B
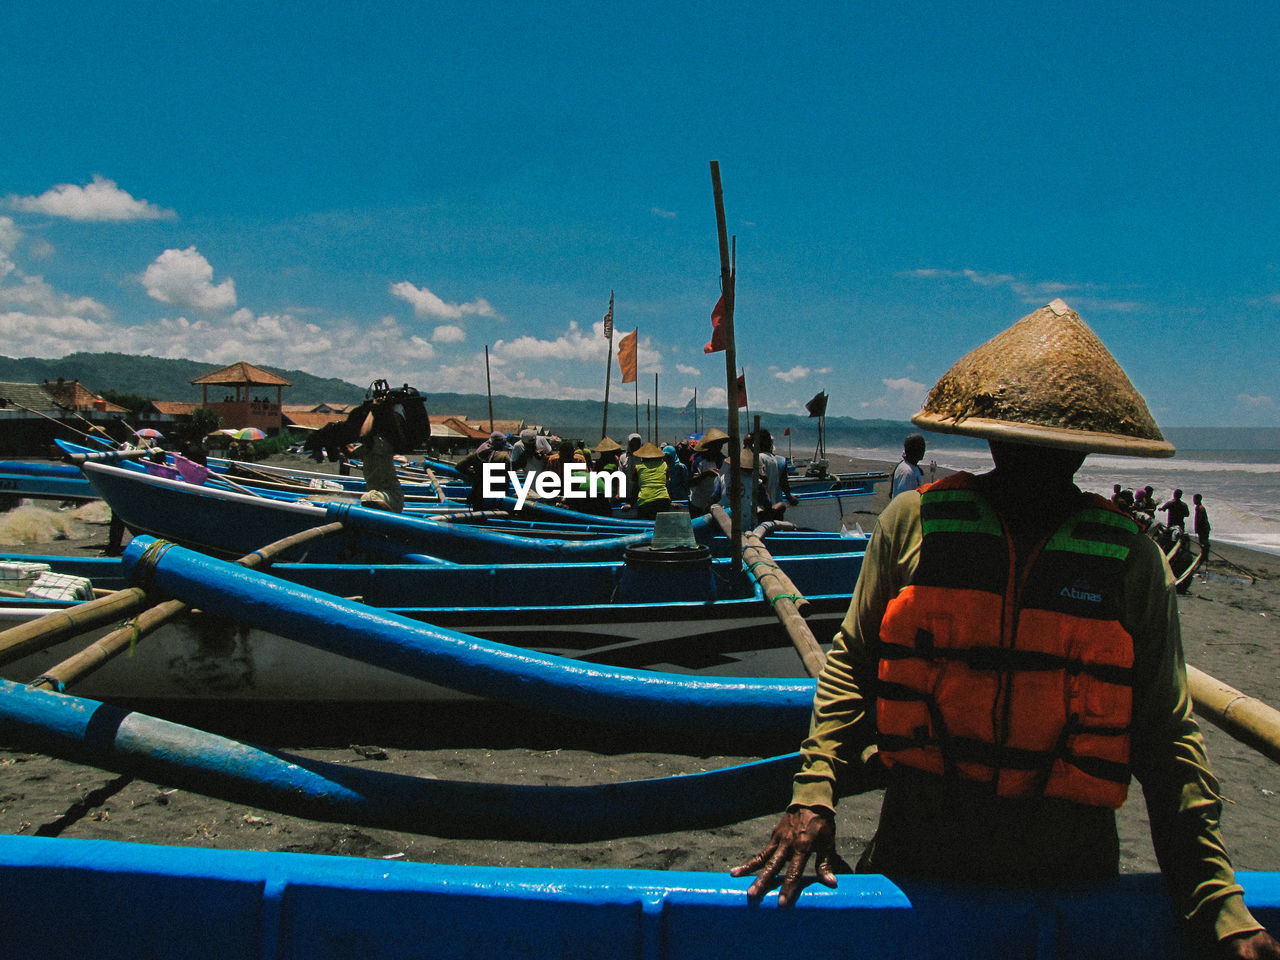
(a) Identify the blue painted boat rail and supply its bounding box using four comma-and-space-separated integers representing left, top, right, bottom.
2, 835, 1276, 960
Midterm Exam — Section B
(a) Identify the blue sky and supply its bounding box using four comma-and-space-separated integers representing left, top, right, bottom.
2, 2, 1277, 428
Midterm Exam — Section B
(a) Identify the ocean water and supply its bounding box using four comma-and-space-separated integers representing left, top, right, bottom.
832, 445, 1280, 557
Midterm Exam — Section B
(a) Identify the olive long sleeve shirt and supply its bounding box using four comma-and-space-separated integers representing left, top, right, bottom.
790, 488, 1261, 944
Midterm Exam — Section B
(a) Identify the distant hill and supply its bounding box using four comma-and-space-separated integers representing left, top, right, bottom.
0, 353, 917, 445
0, 353, 366, 407
3, 352, 1270, 451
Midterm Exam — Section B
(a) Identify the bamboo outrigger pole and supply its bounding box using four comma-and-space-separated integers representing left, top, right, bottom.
710, 161, 743, 564
18, 523, 347, 693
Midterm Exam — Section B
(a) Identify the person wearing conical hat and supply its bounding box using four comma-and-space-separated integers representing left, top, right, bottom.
631, 441, 672, 519
733, 300, 1277, 957
687, 427, 730, 518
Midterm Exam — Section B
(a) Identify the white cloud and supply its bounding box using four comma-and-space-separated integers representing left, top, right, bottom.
0, 311, 112, 355
0, 273, 111, 319
774, 365, 810, 383
651, 207, 677, 219
8, 175, 175, 222
701, 386, 727, 407
858, 377, 928, 417
390, 281, 497, 321
492, 320, 607, 364
676, 364, 700, 376
903, 266, 1147, 313
432, 324, 465, 343
142, 247, 237, 312
1236, 393, 1275, 410
0, 217, 18, 279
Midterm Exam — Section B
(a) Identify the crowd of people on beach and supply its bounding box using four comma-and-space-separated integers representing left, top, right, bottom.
455, 425, 802, 524
1110, 482, 1212, 550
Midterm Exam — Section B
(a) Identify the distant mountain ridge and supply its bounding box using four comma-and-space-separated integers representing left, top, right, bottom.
0, 353, 366, 407
1, 353, 1273, 451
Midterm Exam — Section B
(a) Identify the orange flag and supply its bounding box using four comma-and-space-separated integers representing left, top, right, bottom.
618, 329, 638, 384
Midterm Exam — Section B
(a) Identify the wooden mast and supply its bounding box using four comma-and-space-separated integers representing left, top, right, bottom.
710, 161, 742, 563
601, 291, 615, 440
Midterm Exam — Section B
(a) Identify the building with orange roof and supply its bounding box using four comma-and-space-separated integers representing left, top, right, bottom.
190, 362, 292, 435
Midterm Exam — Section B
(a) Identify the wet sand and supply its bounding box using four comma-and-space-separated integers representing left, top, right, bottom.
0, 456, 1277, 879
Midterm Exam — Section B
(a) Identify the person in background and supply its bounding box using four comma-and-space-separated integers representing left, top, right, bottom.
620, 433, 644, 506
890, 433, 926, 498
632, 441, 672, 519
1161, 488, 1190, 533
730, 300, 1277, 959
1134, 485, 1158, 518
663, 444, 690, 504
753, 428, 798, 522
687, 428, 729, 517
1194, 493, 1212, 556
457, 432, 510, 510
352, 399, 403, 513
580, 437, 623, 517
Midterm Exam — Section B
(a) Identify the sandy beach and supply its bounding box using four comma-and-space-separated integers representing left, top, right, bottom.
0, 455, 1277, 881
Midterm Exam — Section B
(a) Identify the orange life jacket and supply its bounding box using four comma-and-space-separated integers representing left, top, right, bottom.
874, 473, 1139, 809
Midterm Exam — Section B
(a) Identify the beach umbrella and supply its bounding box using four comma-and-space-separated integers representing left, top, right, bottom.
135, 428, 163, 439
233, 427, 266, 441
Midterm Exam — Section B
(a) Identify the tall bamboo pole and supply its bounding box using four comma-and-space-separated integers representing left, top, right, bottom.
710, 161, 742, 563
602, 291, 615, 440
653, 373, 659, 443
484, 345, 494, 433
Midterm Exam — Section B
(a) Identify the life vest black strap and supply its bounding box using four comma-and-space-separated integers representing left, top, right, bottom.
876, 639, 1134, 687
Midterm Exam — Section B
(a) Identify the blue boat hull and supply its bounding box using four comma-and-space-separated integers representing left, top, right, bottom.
2, 835, 1275, 960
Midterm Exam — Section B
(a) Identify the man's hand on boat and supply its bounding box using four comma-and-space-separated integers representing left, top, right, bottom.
1221, 929, 1280, 959
729, 805, 851, 906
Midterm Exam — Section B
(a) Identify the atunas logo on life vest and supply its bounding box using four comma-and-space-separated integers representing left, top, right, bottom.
1060, 579, 1103, 603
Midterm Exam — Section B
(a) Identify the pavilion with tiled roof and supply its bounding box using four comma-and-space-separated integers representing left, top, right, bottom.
191, 362, 292, 434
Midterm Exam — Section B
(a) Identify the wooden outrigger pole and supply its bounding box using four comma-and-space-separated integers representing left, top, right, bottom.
710, 161, 742, 564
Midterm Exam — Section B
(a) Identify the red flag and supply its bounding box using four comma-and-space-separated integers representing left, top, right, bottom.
618, 329, 637, 384
736, 373, 747, 409
783, 427, 790, 436
704, 296, 726, 354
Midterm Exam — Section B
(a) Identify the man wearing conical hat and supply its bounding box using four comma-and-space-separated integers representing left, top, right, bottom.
733, 301, 1277, 957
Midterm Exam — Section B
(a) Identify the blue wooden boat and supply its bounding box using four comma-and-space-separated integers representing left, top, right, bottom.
4, 541, 1277, 959
77, 459, 866, 562
1, 835, 1275, 960
2, 535, 861, 703
0, 459, 99, 501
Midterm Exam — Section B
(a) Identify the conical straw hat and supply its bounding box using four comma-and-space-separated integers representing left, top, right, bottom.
695, 427, 729, 450
633, 441, 665, 459
593, 437, 622, 453
912, 299, 1174, 458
